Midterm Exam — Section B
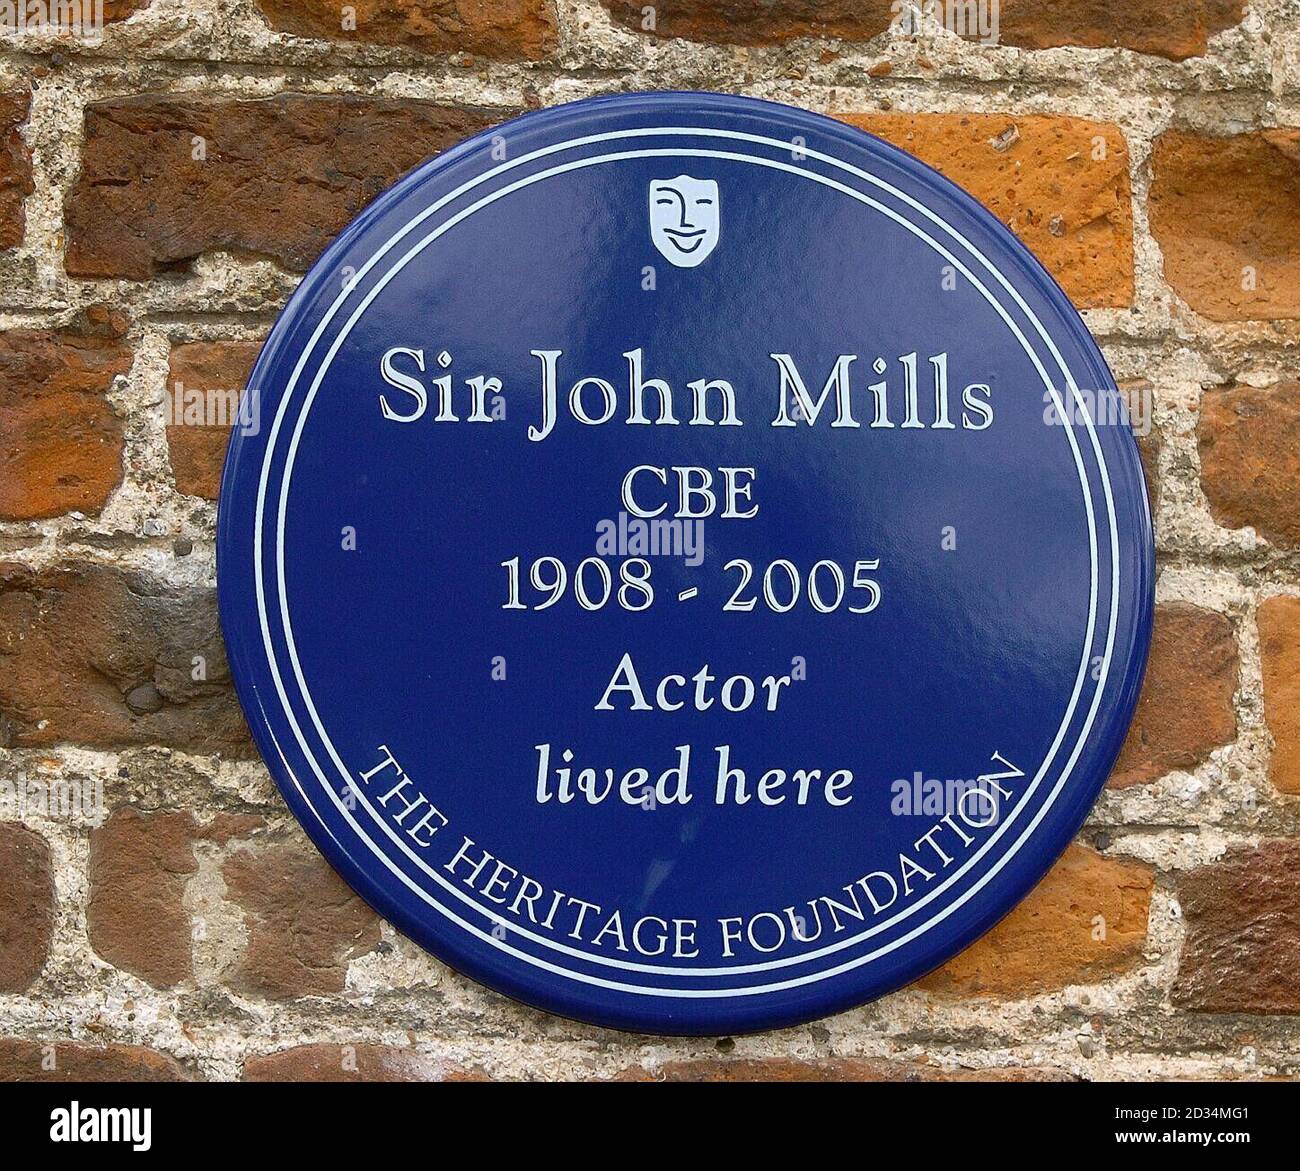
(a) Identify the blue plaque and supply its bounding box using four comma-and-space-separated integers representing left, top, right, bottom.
217, 93, 1154, 1034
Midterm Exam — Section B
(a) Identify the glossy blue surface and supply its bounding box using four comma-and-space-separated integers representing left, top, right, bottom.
217, 93, 1154, 1035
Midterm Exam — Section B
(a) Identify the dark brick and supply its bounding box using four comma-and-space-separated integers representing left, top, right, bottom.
604, 1, 1243, 59
88, 808, 260, 988
0, 562, 253, 756
0, 1038, 189, 1081
0, 823, 55, 992
0, 90, 32, 251
255, 0, 558, 59
66, 95, 515, 279
1258, 596, 1300, 795
1174, 841, 1300, 1014
222, 844, 381, 999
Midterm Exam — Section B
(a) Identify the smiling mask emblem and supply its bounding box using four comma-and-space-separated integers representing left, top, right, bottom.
649, 175, 720, 268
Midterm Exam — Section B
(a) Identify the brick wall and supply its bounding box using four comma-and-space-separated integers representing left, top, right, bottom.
0, 0, 1298, 1083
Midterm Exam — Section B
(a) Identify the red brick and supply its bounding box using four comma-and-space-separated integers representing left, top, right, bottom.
603, 1, 1243, 59
1149, 130, 1300, 321
0, 562, 254, 756
1198, 382, 1300, 548
615, 1058, 1073, 1081
103, 1, 153, 20
222, 843, 381, 999
1111, 603, 1237, 787
0, 327, 131, 521
1258, 596, 1300, 795
1122, 380, 1161, 512
255, 0, 558, 59
243, 1043, 485, 1081
838, 113, 1133, 309
88, 808, 260, 988
165, 341, 261, 500
89, 809, 194, 988
993, 0, 1245, 60
1174, 841, 1300, 1014
603, 0, 892, 46
65, 95, 515, 280
918, 844, 1152, 996
0, 822, 55, 992
0, 90, 31, 251
0, 1038, 189, 1081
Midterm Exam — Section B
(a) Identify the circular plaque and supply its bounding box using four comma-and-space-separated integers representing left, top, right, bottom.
217, 93, 1154, 1034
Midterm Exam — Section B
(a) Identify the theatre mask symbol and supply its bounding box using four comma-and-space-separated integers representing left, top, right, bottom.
649, 175, 720, 268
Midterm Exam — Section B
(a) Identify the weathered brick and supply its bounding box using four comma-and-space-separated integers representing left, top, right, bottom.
992, 0, 1245, 60
88, 808, 260, 988
222, 844, 381, 999
0, 90, 32, 251
1149, 130, 1300, 321
65, 95, 514, 280
243, 1043, 485, 1081
89, 809, 195, 988
604, 1, 1242, 59
102, 1, 154, 21
1174, 841, 1300, 1014
0, 1038, 188, 1082
918, 845, 1152, 996
1111, 603, 1237, 787
838, 113, 1133, 309
604, 0, 892, 46
615, 1058, 1073, 1081
166, 341, 261, 500
0, 562, 253, 756
1198, 382, 1300, 548
256, 0, 558, 59
0, 327, 130, 521
0, 822, 54, 992
1258, 596, 1300, 796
